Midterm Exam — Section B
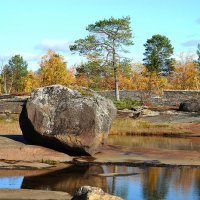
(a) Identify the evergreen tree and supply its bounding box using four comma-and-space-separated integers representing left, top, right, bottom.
70, 16, 134, 100
2, 55, 28, 93
143, 34, 174, 75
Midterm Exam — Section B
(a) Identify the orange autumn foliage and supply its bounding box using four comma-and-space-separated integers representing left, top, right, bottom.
18, 52, 200, 92
99, 76, 115, 90
75, 74, 93, 88
169, 56, 200, 90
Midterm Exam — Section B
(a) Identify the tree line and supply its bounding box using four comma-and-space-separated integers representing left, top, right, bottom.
0, 16, 200, 98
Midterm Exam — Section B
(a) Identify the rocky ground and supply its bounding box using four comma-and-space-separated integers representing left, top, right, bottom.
0, 133, 72, 169
0, 106, 199, 199
142, 108, 200, 137
143, 107, 200, 125
0, 108, 199, 168
116, 106, 200, 136
0, 132, 200, 169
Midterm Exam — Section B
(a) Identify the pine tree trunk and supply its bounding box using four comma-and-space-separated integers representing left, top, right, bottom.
114, 71, 120, 101
112, 42, 120, 101
3, 74, 8, 94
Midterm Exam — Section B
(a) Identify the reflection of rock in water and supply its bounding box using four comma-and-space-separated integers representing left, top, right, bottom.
22, 165, 107, 195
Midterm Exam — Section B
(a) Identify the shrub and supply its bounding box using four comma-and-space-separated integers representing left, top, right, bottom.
112, 98, 140, 110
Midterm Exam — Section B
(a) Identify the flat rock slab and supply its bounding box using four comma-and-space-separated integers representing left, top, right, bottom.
0, 163, 70, 177
75, 145, 200, 167
0, 135, 72, 169
1, 133, 200, 168
0, 161, 52, 169
0, 189, 71, 200
143, 112, 200, 124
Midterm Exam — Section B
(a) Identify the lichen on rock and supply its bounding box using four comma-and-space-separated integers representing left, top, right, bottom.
20, 85, 117, 155
72, 185, 123, 200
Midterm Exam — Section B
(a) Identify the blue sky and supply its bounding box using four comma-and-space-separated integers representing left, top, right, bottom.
0, 0, 200, 70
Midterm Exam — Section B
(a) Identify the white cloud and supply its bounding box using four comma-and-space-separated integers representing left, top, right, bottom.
35, 39, 70, 52
182, 39, 200, 47
66, 54, 86, 66
20, 52, 41, 62
0, 52, 41, 62
174, 51, 197, 61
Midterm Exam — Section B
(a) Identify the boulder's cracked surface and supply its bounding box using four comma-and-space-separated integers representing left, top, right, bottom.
20, 85, 116, 155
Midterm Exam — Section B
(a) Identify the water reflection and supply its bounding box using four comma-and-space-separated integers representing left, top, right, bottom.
107, 135, 200, 151
22, 165, 107, 195
0, 176, 23, 189
102, 166, 200, 200
142, 167, 170, 200
0, 165, 200, 200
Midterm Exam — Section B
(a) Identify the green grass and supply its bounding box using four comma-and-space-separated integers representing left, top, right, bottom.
40, 159, 58, 165
112, 98, 140, 110
69, 85, 94, 96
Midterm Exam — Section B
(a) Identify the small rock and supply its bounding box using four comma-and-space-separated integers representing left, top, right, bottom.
72, 186, 123, 200
120, 108, 132, 113
161, 110, 177, 115
131, 107, 143, 112
141, 109, 160, 116
129, 111, 141, 119
179, 99, 200, 112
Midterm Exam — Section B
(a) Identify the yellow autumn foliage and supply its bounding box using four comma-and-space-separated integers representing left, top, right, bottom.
22, 71, 39, 92
13, 51, 200, 94
130, 65, 168, 92
38, 49, 75, 87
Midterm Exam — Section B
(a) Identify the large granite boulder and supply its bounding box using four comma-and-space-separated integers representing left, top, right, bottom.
72, 186, 123, 200
19, 85, 116, 155
179, 99, 200, 112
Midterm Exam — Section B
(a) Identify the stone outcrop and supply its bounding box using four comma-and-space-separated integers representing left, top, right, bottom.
100, 90, 200, 106
0, 96, 28, 121
72, 186, 123, 200
179, 99, 200, 112
19, 85, 116, 155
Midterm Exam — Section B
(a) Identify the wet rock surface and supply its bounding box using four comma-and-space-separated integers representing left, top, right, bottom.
0, 186, 123, 200
74, 144, 200, 167
20, 85, 116, 155
0, 189, 71, 200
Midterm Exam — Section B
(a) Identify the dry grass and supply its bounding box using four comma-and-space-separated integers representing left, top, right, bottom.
0, 117, 193, 137
110, 118, 192, 136
0, 120, 21, 135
